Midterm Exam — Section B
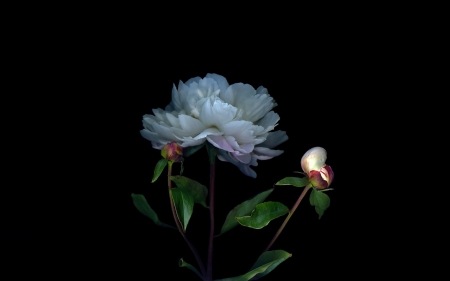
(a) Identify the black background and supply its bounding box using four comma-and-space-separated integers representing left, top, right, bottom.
1, 17, 401, 279
87, 45, 378, 280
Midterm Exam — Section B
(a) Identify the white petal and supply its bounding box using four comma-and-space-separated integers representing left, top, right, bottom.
179, 127, 222, 147
206, 135, 235, 152
223, 135, 254, 154
152, 122, 186, 141
199, 97, 237, 127
178, 114, 207, 136
151, 142, 165, 150
185, 78, 220, 116
216, 150, 257, 178
231, 151, 252, 164
140, 129, 166, 144
240, 90, 276, 122
220, 83, 256, 107
198, 77, 220, 97
184, 76, 202, 86
165, 112, 181, 128
219, 120, 256, 143
206, 73, 229, 95
180, 137, 206, 147
170, 84, 183, 111
257, 131, 288, 148
253, 147, 284, 159
142, 115, 157, 130
256, 111, 280, 133
152, 108, 170, 123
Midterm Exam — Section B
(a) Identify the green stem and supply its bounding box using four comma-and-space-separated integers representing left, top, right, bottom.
168, 162, 206, 279
206, 161, 216, 281
263, 184, 311, 253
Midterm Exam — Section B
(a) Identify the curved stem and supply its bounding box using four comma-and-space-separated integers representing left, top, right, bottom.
167, 162, 206, 279
206, 161, 216, 281
263, 184, 311, 253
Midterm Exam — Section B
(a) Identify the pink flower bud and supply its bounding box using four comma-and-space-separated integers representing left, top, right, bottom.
301, 147, 334, 189
161, 142, 183, 162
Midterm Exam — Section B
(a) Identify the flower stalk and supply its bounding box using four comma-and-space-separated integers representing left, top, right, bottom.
206, 160, 216, 281
263, 184, 311, 253
167, 162, 206, 279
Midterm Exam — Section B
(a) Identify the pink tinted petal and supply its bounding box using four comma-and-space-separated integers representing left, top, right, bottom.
232, 151, 252, 164
207, 135, 234, 152
309, 170, 329, 190
321, 165, 334, 185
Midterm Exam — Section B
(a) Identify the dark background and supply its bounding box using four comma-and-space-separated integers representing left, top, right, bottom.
86, 47, 378, 280
1, 21, 399, 279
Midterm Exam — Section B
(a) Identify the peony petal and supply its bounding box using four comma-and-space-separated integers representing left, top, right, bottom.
142, 115, 158, 131
232, 83, 257, 105
178, 114, 207, 136
179, 127, 222, 147
170, 84, 183, 112
216, 150, 257, 178
152, 122, 187, 141
206, 135, 235, 152
253, 147, 284, 158
140, 129, 175, 149
186, 78, 220, 116
199, 97, 237, 127
232, 151, 252, 164
183, 76, 202, 86
180, 137, 206, 147
219, 120, 256, 143
224, 135, 254, 154
240, 90, 276, 122
206, 73, 229, 95
198, 77, 220, 97
256, 111, 280, 133
165, 112, 181, 128
220, 83, 256, 107
257, 131, 288, 148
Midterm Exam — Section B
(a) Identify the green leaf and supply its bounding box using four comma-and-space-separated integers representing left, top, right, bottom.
214, 250, 291, 281
219, 188, 274, 236
152, 159, 168, 183
275, 176, 309, 187
170, 175, 208, 208
171, 188, 194, 231
248, 250, 292, 280
179, 258, 202, 280
206, 141, 217, 164
183, 142, 206, 157
309, 188, 330, 219
236, 202, 289, 229
131, 193, 175, 229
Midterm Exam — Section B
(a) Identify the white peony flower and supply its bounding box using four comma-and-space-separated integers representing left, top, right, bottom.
140, 73, 288, 178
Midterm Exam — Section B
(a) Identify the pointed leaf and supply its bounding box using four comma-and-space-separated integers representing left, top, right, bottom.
170, 176, 208, 208
275, 176, 309, 187
249, 250, 292, 280
131, 193, 175, 229
310, 188, 330, 219
152, 159, 168, 183
171, 188, 194, 231
219, 188, 273, 236
236, 202, 289, 229
179, 258, 203, 280
183, 142, 206, 157
214, 250, 292, 281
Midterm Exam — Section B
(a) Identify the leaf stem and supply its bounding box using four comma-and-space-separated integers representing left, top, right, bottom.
168, 162, 207, 279
263, 184, 311, 253
206, 161, 216, 281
